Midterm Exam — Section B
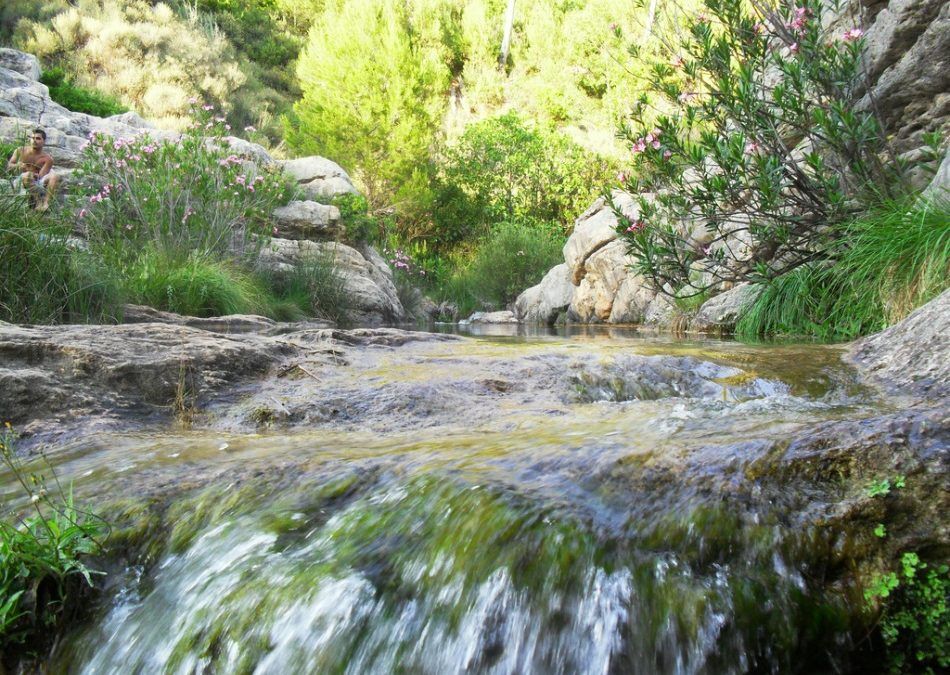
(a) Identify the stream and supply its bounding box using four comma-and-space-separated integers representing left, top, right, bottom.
2, 328, 932, 673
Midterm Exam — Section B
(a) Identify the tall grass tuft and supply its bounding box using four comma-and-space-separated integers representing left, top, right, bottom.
262, 250, 353, 326
0, 196, 120, 324
737, 199, 950, 341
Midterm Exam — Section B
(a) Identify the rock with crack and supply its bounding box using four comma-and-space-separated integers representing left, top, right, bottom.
271, 200, 342, 241
280, 156, 358, 201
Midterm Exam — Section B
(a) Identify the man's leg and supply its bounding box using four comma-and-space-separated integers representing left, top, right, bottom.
19, 172, 39, 208
37, 173, 58, 211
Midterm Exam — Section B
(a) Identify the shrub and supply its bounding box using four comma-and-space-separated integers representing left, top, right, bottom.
117, 246, 272, 317
18, 1, 249, 131
0, 425, 107, 654
40, 67, 127, 118
0, 195, 120, 324
74, 107, 291, 264
736, 199, 950, 340
263, 250, 353, 326
440, 220, 565, 312
435, 112, 614, 245
616, 0, 903, 298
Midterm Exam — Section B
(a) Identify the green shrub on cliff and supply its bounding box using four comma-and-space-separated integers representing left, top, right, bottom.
39, 67, 126, 118
616, 0, 902, 299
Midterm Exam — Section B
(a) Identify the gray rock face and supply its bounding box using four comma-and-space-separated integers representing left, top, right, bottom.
691, 283, 760, 334
271, 200, 342, 241
259, 239, 404, 324
923, 148, 950, 200
854, 0, 950, 153
846, 288, 950, 400
514, 263, 574, 324
0, 48, 41, 81
0, 321, 290, 440
280, 156, 359, 200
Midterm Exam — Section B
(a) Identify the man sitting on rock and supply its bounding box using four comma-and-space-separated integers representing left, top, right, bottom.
6, 128, 60, 211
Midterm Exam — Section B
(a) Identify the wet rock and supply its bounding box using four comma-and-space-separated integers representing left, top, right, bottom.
845, 287, 950, 400
121, 305, 280, 334
0, 322, 292, 444
461, 311, 519, 324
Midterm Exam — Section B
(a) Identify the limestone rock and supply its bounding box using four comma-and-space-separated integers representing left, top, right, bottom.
271, 200, 342, 241
609, 274, 658, 324
691, 283, 760, 334
922, 148, 950, 200
121, 305, 279, 334
514, 263, 574, 324
280, 156, 358, 200
642, 293, 677, 329
846, 287, 950, 400
259, 239, 404, 324
569, 240, 635, 322
461, 310, 519, 324
0, 48, 41, 81
563, 192, 639, 286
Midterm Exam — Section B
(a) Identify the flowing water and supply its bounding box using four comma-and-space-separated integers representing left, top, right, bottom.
5, 329, 899, 673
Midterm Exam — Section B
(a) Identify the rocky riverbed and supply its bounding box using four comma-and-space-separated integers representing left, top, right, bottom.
0, 292, 947, 673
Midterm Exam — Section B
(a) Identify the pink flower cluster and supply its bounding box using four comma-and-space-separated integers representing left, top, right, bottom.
219, 155, 243, 167
744, 141, 760, 155
788, 7, 809, 34
88, 183, 113, 204
625, 219, 647, 234
389, 249, 412, 271
632, 128, 664, 154
842, 27, 864, 41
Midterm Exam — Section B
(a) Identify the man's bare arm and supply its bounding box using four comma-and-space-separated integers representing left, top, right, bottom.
6, 148, 19, 172
36, 155, 53, 179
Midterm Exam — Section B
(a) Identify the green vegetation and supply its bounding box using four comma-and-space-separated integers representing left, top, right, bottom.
736, 200, 950, 340
0, 425, 107, 654
435, 221, 565, 315
0, 193, 119, 324
862, 477, 949, 674
39, 67, 126, 118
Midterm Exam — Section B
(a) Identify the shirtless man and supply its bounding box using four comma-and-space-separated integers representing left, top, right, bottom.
6, 128, 59, 211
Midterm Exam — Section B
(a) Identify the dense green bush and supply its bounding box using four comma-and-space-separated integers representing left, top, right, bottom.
434, 112, 614, 245
736, 200, 950, 340
437, 220, 565, 314
40, 67, 126, 118
74, 107, 291, 264
617, 0, 901, 298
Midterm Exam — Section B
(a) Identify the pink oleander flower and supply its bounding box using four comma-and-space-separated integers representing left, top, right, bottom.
753, 22, 766, 35
744, 142, 760, 155
789, 42, 799, 54
616, 171, 628, 183
632, 138, 647, 154
652, 139, 662, 149
671, 55, 685, 68
188, 97, 198, 105
625, 219, 646, 234
842, 28, 864, 41
202, 105, 214, 111
697, 12, 710, 23
663, 150, 673, 160
244, 125, 256, 133
78, 209, 87, 218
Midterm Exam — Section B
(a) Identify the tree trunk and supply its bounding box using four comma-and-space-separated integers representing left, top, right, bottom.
640, 0, 659, 43
499, 0, 516, 71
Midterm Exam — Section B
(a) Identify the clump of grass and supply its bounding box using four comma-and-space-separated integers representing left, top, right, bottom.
0, 425, 107, 657
117, 247, 271, 318
0, 196, 120, 323
737, 199, 950, 341
263, 250, 353, 326
39, 67, 127, 118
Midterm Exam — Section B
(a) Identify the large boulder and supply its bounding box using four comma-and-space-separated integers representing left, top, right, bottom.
514, 263, 574, 324
846, 287, 950, 400
259, 239, 404, 324
280, 156, 359, 201
691, 283, 760, 334
0, 48, 41, 81
271, 200, 342, 241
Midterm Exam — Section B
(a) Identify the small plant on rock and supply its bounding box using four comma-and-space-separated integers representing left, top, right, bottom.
0, 424, 107, 655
